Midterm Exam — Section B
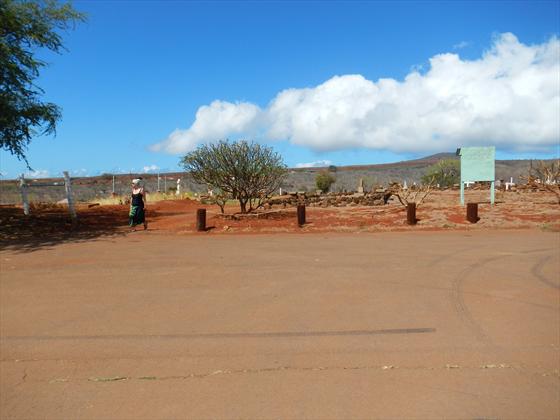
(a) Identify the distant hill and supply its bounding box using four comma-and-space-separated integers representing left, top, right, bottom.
284, 153, 556, 192
0, 154, 557, 203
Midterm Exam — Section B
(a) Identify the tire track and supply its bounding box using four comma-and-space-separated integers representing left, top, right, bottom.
450, 247, 557, 345
451, 255, 508, 345
531, 255, 560, 290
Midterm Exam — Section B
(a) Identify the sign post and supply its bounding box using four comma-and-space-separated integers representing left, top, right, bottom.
457, 147, 495, 205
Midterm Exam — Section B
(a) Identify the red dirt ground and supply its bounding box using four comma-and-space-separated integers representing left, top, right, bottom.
1, 190, 559, 419
1, 190, 558, 246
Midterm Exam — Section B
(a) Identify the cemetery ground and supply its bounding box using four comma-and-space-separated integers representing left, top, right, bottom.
0, 191, 559, 418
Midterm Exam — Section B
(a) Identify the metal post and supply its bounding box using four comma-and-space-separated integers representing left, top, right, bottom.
157, 173, 160, 192
112, 175, 115, 194
63, 171, 77, 222
297, 204, 306, 226
406, 202, 416, 225
466, 203, 478, 223
196, 208, 206, 231
490, 181, 495, 205
164, 176, 167, 192
460, 181, 465, 205
19, 175, 29, 216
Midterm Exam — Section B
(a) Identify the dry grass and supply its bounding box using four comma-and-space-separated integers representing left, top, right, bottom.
95, 192, 195, 206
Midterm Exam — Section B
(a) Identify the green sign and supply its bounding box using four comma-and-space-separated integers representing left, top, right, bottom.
456, 146, 496, 205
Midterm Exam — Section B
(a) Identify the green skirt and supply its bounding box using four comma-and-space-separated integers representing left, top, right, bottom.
129, 205, 145, 226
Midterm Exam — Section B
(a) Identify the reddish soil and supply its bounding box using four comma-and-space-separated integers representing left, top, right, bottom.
1, 231, 558, 419
1, 190, 558, 249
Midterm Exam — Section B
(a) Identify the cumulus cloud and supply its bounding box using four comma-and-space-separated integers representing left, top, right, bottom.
24, 169, 50, 179
296, 160, 333, 168
453, 40, 471, 50
151, 100, 261, 154
70, 168, 89, 177
152, 33, 560, 155
142, 164, 160, 173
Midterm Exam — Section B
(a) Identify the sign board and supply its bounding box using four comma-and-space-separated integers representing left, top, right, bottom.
456, 146, 496, 205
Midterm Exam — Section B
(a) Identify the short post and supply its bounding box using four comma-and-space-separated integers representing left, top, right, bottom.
19, 175, 29, 216
196, 208, 206, 231
406, 202, 416, 225
112, 175, 115, 194
176, 178, 181, 195
466, 203, 478, 223
63, 171, 77, 222
297, 204, 306, 226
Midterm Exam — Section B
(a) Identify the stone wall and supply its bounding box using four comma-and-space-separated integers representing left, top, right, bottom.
264, 189, 393, 208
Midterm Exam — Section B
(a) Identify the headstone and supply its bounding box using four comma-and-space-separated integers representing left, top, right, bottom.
357, 178, 364, 194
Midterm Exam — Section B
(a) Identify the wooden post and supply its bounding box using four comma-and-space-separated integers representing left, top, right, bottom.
196, 208, 206, 231
19, 175, 29, 216
297, 204, 306, 226
63, 171, 77, 222
406, 202, 416, 225
466, 203, 478, 223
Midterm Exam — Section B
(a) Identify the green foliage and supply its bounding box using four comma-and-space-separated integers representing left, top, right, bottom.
421, 159, 460, 187
0, 0, 85, 165
180, 140, 287, 213
316, 170, 336, 193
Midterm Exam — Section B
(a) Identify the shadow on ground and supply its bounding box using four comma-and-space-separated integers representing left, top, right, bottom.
0, 205, 128, 253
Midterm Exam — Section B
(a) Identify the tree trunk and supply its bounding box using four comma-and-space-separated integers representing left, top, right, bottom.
239, 200, 247, 213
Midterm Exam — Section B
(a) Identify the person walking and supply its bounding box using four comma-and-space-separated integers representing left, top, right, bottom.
129, 178, 148, 231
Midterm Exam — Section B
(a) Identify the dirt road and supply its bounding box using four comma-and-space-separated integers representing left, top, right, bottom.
1, 231, 559, 419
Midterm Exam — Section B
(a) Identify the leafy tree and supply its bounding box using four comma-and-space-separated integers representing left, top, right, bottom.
421, 159, 460, 187
315, 170, 335, 193
181, 140, 287, 213
1, 0, 85, 165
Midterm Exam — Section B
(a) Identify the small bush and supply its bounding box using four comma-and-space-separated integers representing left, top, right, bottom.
316, 171, 336, 193
421, 159, 460, 187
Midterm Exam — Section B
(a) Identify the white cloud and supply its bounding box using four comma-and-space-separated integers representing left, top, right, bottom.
24, 169, 50, 179
70, 168, 89, 177
453, 41, 471, 50
151, 100, 261, 154
142, 164, 160, 173
295, 160, 333, 168
152, 33, 560, 155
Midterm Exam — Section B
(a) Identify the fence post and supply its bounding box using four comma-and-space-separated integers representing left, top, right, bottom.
406, 202, 417, 225
297, 204, 306, 226
19, 175, 29, 216
466, 203, 478, 223
196, 208, 206, 231
63, 171, 77, 222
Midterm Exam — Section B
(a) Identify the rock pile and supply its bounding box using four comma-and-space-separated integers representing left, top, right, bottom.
264, 189, 393, 208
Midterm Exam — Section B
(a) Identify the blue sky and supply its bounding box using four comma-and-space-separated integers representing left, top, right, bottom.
1, 0, 559, 179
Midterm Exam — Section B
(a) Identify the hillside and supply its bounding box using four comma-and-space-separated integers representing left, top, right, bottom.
0, 154, 556, 204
